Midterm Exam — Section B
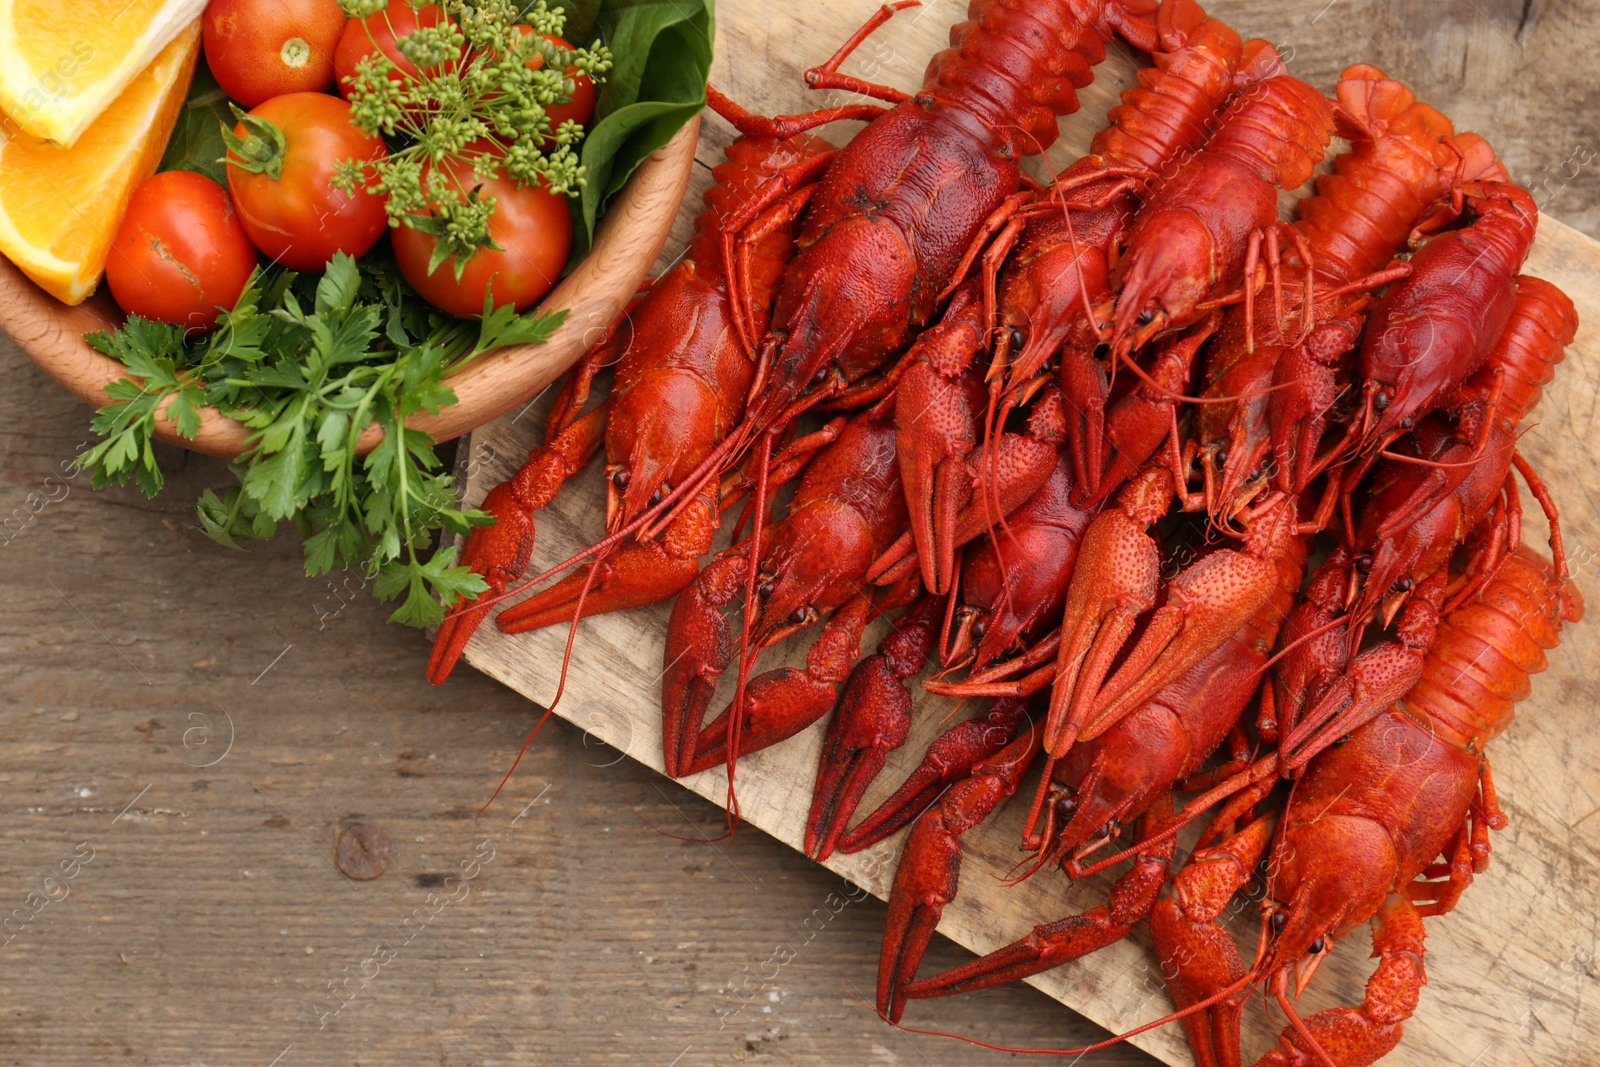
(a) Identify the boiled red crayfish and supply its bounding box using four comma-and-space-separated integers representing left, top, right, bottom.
427, 93, 879, 683
1191, 64, 1503, 521
1099, 72, 1335, 355
1153, 541, 1580, 1067
1347, 180, 1541, 463
1341, 272, 1575, 643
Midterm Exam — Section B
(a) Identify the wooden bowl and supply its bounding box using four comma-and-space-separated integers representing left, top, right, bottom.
0, 117, 700, 459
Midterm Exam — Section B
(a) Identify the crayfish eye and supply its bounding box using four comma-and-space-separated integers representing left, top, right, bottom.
757, 581, 775, 600
813, 367, 829, 383
612, 470, 631, 489
649, 483, 668, 505
1395, 576, 1413, 592
1136, 310, 1154, 326
789, 607, 809, 624
1215, 448, 1228, 468
1308, 937, 1326, 955
1008, 327, 1026, 351
1355, 555, 1375, 575
1270, 910, 1288, 933
1054, 792, 1078, 823
1373, 390, 1391, 412
971, 618, 987, 639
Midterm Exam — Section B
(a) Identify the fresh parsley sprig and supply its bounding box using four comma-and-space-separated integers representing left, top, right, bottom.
79, 253, 565, 627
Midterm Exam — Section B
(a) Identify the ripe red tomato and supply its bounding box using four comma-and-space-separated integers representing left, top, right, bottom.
225, 92, 388, 272
203, 0, 348, 107
333, 3, 450, 97
390, 159, 572, 318
514, 29, 598, 139
106, 171, 259, 331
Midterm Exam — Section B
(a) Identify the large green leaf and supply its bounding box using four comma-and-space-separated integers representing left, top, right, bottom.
567, 0, 715, 261
156, 65, 234, 185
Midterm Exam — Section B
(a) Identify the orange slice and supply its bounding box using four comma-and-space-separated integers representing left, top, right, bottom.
0, 20, 199, 305
0, 0, 207, 145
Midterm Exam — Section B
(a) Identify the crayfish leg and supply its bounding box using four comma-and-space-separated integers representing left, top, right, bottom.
806, 595, 940, 860
1149, 812, 1276, 1067
660, 555, 745, 777
1038, 468, 1170, 755
427, 397, 611, 684
901, 797, 1177, 1004
800, 0, 920, 104
428, 481, 540, 685
876, 726, 1041, 1022
683, 589, 880, 777
493, 538, 703, 636
837, 695, 1031, 855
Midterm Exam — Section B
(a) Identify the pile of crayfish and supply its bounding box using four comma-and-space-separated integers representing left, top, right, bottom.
427, 1, 1584, 1064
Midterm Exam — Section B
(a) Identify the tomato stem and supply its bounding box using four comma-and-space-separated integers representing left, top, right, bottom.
221, 108, 289, 181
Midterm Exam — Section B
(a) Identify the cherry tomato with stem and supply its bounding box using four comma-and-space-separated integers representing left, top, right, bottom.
224, 92, 389, 272
106, 171, 260, 332
203, 0, 347, 107
390, 157, 572, 318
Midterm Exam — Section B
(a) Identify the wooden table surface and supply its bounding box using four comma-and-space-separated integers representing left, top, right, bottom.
2, 2, 1596, 1064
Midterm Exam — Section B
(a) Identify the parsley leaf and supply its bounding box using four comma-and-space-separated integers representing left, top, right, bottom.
80, 252, 561, 627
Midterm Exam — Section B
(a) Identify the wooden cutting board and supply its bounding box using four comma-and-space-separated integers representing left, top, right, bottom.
445, 4, 1600, 1064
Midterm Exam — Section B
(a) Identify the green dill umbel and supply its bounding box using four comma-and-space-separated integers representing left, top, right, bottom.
77, 254, 565, 627
333, 0, 613, 274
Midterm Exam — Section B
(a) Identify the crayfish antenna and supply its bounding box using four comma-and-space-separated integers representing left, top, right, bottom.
474, 552, 605, 819
853, 966, 1260, 1059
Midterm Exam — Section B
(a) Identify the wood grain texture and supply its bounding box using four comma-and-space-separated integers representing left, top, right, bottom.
0, 119, 699, 460
1, 2, 1597, 1065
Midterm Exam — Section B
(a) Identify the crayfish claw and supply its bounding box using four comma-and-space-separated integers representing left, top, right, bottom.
660, 556, 744, 777
427, 481, 539, 685
805, 654, 914, 860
